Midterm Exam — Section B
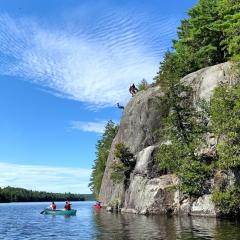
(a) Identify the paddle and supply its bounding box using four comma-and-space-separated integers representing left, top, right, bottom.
40, 210, 45, 214
40, 208, 48, 214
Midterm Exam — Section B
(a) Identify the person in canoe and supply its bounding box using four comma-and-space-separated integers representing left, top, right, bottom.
94, 201, 102, 209
64, 200, 72, 211
49, 202, 57, 210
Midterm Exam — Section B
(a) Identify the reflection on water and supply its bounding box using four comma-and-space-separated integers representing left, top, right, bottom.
94, 211, 240, 240
0, 202, 240, 239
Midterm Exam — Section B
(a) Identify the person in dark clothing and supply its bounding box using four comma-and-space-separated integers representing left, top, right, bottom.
117, 103, 124, 109
129, 84, 138, 96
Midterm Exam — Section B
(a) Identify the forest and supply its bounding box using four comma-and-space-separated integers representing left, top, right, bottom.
0, 186, 94, 203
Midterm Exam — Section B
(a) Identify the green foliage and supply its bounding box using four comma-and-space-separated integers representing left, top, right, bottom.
110, 143, 135, 184
114, 143, 134, 166
89, 120, 118, 198
211, 83, 240, 169
154, 51, 183, 89
137, 78, 148, 91
207, 75, 240, 219
158, 78, 240, 197
155, 0, 240, 197
178, 161, 211, 196
110, 160, 125, 183
212, 185, 240, 216
157, 82, 211, 196
155, 0, 240, 87
0, 186, 94, 203
216, 0, 240, 61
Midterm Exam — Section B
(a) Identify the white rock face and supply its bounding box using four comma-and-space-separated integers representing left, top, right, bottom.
99, 87, 164, 205
122, 146, 178, 214
191, 195, 216, 217
122, 174, 178, 214
181, 62, 233, 101
134, 146, 155, 175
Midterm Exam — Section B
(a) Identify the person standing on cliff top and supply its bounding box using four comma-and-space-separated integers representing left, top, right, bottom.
129, 84, 138, 96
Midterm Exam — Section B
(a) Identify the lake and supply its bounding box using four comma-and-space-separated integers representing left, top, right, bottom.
0, 201, 240, 239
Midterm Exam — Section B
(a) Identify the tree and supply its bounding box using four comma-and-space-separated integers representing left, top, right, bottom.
110, 143, 135, 187
211, 83, 240, 169
89, 120, 118, 198
216, 0, 240, 61
157, 82, 211, 196
137, 78, 148, 91
155, 0, 240, 88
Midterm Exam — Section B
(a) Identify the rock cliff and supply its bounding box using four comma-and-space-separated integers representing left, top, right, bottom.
99, 62, 235, 217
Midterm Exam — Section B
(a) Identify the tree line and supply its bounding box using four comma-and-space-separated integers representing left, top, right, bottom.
0, 186, 94, 203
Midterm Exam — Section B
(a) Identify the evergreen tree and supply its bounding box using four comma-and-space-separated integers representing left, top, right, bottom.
155, 0, 240, 87
89, 120, 118, 198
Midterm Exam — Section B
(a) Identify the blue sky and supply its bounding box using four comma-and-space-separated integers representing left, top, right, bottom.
0, 0, 197, 193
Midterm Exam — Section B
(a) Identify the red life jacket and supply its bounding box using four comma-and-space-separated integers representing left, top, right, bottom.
66, 203, 71, 210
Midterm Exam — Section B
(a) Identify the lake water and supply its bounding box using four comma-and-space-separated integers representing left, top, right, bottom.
1, 201, 240, 240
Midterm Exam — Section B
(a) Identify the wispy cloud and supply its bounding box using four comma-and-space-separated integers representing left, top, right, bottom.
0, 8, 179, 107
69, 120, 107, 134
0, 162, 91, 193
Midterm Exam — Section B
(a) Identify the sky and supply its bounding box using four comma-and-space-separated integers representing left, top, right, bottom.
0, 0, 197, 193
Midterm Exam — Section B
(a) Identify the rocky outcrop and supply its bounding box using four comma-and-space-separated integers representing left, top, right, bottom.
99, 62, 236, 217
99, 86, 164, 205
122, 146, 178, 214
181, 62, 234, 101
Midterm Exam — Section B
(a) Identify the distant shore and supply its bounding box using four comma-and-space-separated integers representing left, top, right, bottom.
0, 186, 95, 203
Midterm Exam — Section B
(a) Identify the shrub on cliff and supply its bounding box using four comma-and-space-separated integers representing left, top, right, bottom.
89, 121, 118, 198
157, 82, 212, 196
211, 83, 240, 169
212, 185, 240, 216
110, 143, 135, 186
137, 78, 148, 91
210, 81, 240, 214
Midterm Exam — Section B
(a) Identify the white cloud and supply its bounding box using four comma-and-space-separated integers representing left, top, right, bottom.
0, 11, 179, 108
69, 120, 107, 133
0, 162, 92, 193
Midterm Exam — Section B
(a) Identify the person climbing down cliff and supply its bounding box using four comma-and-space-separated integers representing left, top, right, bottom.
129, 84, 138, 96
117, 103, 124, 109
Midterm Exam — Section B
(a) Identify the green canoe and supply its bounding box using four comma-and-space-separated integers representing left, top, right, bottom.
41, 209, 77, 216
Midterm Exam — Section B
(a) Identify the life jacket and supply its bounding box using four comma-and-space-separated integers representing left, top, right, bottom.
95, 204, 101, 209
66, 203, 71, 210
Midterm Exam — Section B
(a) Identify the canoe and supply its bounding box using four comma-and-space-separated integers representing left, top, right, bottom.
41, 209, 77, 216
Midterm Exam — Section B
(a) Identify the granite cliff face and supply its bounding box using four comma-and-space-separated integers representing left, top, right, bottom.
99, 62, 235, 216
